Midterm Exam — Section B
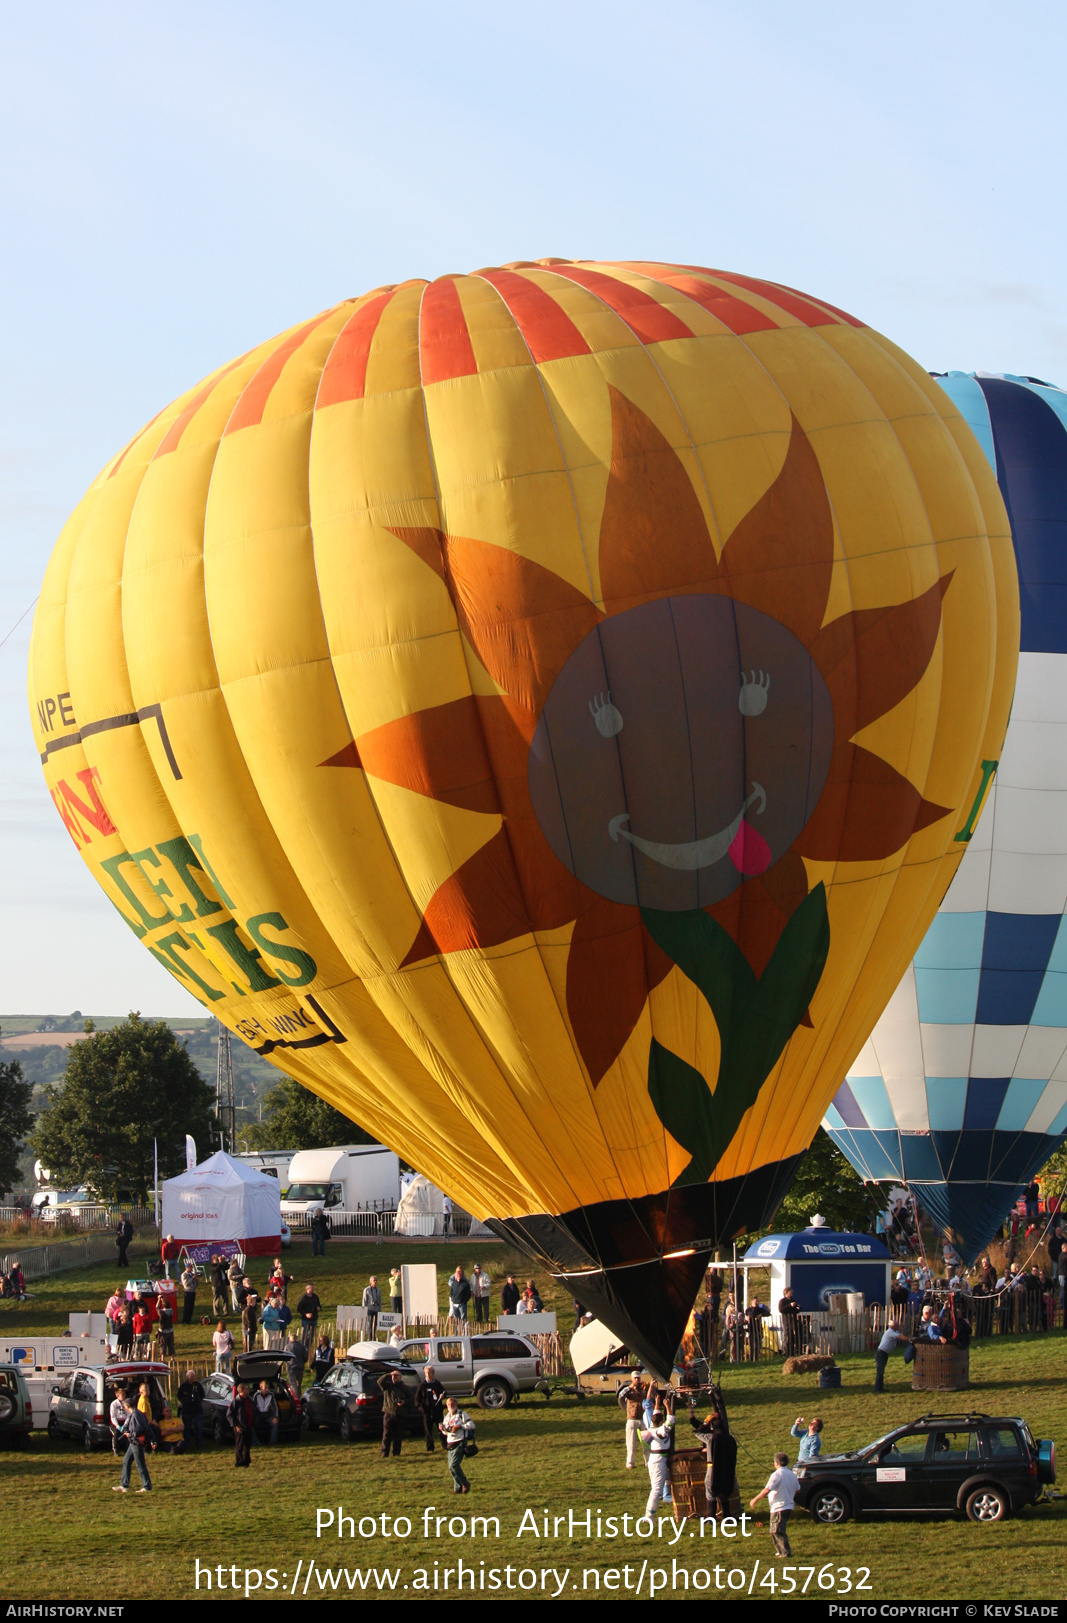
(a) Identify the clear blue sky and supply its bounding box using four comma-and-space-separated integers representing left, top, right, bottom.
2, 0, 1065, 1014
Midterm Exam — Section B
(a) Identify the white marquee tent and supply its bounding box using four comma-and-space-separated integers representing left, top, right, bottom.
394, 1174, 495, 1238
394, 1174, 445, 1236
160, 1150, 281, 1257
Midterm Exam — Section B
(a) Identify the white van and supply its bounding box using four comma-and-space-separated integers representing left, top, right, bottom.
31, 1188, 88, 1212
32, 1188, 94, 1224
280, 1145, 400, 1218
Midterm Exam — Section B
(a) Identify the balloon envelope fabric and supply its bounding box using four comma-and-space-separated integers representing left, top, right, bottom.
30, 264, 1017, 1372
825, 372, 1067, 1262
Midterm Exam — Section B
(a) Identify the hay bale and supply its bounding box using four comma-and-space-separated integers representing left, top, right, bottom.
783, 1354, 836, 1376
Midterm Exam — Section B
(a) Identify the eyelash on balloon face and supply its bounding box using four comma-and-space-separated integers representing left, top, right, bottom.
589, 692, 624, 737
588, 676, 769, 733
739, 670, 770, 716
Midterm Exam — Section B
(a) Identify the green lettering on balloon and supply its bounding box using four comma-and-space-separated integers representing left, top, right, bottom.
204, 918, 283, 992
99, 852, 172, 938
954, 759, 998, 842
246, 912, 318, 987
150, 932, 226, 1002
157, 835, 228, 916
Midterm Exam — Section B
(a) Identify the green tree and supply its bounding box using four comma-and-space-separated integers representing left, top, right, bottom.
1037, 1140, 1067, 1197
245, 1076, 374, 1152
233, 1120, 274, 1152
766, 1129, 883, 1236
0, 1039, 34, 1197
32, 1012, 214, 1201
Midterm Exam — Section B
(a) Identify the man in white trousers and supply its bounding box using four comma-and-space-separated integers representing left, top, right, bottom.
617, 1374, 648, 1468
639, 1400, 675, 1520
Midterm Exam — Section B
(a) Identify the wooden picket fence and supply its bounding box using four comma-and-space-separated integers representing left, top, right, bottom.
702, 1294, 1063, 1366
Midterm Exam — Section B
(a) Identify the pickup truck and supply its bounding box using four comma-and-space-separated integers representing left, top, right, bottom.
346, 1331, 550, 1409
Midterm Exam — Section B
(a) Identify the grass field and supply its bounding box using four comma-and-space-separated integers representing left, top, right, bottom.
1, 1238, 1064, 1605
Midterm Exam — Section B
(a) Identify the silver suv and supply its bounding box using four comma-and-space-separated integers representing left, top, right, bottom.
47, 1361, 170, 1451
380, 1331, 549, 1409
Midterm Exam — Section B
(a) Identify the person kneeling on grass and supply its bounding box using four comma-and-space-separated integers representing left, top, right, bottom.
439, 1396, 473, 1494
750, 1452, 798, 1558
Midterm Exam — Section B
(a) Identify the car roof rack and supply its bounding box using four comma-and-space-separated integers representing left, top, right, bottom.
915, 1412, 993, 1423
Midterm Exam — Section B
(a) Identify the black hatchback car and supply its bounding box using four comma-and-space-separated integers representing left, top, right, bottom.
796, 1412, 1056, 1525
303, 1358, 420, 1442
201, 1352, 303, 1444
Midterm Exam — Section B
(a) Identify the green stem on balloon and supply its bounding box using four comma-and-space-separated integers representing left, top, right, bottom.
641, 882, 830, 1186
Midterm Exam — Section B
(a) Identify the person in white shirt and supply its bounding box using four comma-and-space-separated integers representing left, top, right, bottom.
638, 1400, 675, 1520
212, 1320, 235, 1374
439, 1396, 472, 1493
109, 1386, 130, 1452
750, 1452, 799, 1556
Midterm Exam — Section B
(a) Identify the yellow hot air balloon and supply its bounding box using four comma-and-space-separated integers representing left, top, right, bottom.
30, 260, 1017, 1373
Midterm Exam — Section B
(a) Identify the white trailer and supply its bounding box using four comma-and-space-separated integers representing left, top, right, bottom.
231, 1150, 296, 1189
280, 1145, 400, 1217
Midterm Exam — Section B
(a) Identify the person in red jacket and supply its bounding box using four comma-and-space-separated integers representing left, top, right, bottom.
160, 1235, 181, 1280
132, 1306, 151, 1359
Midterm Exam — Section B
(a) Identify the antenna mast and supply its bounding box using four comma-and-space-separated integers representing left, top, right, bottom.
216, 1021, 236, 1152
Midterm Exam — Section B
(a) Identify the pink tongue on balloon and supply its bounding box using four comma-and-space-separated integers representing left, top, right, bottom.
728, 818, 771, 875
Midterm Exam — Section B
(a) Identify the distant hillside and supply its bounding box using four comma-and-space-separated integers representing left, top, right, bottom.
2, 1014, 290, 1193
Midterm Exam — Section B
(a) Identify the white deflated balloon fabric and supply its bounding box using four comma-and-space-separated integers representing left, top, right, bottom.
824, 372, 1067, 1259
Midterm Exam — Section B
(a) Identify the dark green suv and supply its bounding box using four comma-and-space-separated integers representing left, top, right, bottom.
796, 1412, 1056, 1524
0, 1365, 33, 1446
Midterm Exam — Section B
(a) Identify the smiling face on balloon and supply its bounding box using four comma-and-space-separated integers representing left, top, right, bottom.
528, 594, 834, 912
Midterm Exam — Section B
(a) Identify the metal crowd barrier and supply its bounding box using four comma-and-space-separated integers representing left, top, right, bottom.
283, 1207, 474, 1238
0, 1204, 154, 1232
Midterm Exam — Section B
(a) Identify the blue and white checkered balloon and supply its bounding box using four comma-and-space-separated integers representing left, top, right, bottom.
823, 373, 1067, 1259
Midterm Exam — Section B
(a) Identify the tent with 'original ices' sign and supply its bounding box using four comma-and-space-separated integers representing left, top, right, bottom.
742, 1223, 891, 1312
160, 1151, 281, 1257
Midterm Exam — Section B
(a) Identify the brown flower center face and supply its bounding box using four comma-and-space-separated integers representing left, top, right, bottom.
528, 595, 834, 911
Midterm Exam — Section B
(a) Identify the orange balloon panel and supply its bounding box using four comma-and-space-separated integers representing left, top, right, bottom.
29, 262, 1017, 1373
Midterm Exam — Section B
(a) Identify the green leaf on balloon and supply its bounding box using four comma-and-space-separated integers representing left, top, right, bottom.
647, 1041, 721, 1186
642, 882, 829, 1185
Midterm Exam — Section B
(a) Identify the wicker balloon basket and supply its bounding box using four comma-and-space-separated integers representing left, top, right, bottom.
911, 1343, 970, 1391
669, 1446, 741, 1523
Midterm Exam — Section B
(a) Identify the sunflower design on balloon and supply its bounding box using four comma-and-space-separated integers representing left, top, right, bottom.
325, 387, 951, 1187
